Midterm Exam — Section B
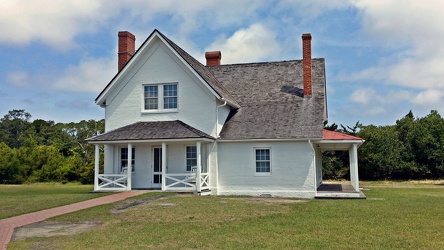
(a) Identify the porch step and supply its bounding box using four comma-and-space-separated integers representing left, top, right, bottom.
315, 191, 366, 199
197, 189, 211, 196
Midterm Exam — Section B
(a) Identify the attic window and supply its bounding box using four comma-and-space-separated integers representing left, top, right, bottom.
143, 83, 177, 111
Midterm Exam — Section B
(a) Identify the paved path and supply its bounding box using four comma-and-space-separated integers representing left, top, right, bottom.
0, 191, 146, 250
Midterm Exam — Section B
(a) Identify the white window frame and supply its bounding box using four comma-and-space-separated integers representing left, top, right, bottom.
120, 147, 135, 172
186, 146, 197, 172
142, 83, 178, 113
254, 147, 271, 176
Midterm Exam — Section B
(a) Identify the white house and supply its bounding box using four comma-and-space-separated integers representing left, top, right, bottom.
87, 30, 364, 198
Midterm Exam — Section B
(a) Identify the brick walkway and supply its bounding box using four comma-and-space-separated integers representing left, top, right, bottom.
0, 191, 146, 250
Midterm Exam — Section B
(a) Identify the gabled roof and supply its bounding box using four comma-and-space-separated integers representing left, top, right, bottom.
95, 29, 239, 108
87, 120, 214, 142
322, 129, 363, 141
208, 59, 326, 139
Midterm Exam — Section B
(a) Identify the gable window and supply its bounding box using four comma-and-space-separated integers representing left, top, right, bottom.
255, 148, 271, 174
186, 146, 197, 172
163, 84, 177, 109
121, 148, 135, 172
144, 86, 158, 110
143, 83, 177, 111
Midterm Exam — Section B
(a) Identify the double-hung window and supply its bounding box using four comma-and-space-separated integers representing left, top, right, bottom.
255, 148, 271, 174
186, 146, 197, 172
121, 148, 135, 172
143, 83, 177, 111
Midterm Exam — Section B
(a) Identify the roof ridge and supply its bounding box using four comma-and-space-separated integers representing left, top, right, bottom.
206, 58, 325, 67
175, 120, 214, 139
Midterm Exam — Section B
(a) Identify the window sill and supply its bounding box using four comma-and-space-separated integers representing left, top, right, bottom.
141, 109, 178, 114
254, 173, 272, 177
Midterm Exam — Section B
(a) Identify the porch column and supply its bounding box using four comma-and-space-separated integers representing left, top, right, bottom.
94, 144, 100, 191
196, 142, 202, 193
349, 143, 359, 192
127, 143, 132, 191
161, 143, 166, 190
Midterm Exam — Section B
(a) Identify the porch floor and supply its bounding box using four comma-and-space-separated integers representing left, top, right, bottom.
315, 183, 366, 199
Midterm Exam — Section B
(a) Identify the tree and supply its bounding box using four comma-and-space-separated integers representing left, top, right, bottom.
0, 109, 32, 148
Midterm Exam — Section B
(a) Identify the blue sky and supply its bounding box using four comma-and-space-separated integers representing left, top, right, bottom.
1, 0, 444, 127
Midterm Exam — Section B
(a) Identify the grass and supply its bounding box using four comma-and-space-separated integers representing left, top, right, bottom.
7, 182, 444, 250
0, 183, 110, 219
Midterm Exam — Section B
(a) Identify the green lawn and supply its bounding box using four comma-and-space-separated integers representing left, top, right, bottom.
7, 183, 444, 250
0, 183, 109, 219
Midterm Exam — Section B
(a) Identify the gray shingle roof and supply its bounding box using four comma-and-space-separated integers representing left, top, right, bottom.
87, 120, 214, 142
208, 59, 326, 139
156, 31, 240, 108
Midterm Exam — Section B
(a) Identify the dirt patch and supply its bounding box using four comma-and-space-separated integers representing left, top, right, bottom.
113, 194, 167, 213
244, 198, 308, 204
226, 197, 309, 204
12, 221, 99, 241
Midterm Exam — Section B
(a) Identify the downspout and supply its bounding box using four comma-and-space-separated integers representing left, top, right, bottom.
308, 140, 318, 196
216, 98, 227, 139
213, 98, 227, 195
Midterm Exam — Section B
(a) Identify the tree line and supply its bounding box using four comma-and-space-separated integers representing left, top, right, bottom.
324, 110, 444, 180
1, 109, 443, 184
0, 110, 104, 184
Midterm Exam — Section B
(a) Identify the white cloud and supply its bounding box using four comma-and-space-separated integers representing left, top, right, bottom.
53, 57, 116, 93
276, 0, 352, 18
348, 0, 444, 91
206, 24, 281, 64
7, 71, 29, 87
412, 89, 444, 106
0, 0, 113, 49
0, 0, 269, 49
350, 88, 376, 105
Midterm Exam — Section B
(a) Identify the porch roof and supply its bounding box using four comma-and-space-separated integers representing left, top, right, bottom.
86, 120, 214, 142
315, 129, 364, 151
322, 129, 363, 141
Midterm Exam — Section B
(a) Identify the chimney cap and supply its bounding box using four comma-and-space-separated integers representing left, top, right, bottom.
205, 51, 222, 66
205, 51, 221, 58
118, 31, 135, 39
302, 33, 312, 40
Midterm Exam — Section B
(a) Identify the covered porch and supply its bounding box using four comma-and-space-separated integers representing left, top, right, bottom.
86, 120, 216, 195
312, 129, 366, 199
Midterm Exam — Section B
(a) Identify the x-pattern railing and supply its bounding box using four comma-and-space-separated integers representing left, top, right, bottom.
164, 173, 196, 190
97, 174, 128, 191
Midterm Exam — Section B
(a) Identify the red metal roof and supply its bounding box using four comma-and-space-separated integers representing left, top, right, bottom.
322, 129, 363, 141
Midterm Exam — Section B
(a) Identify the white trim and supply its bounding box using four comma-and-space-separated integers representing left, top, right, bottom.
141, 82, 178, 112
127, 143, 132, 190
318, 140, 364, 144
94, 144, 100, 191
219, 138, 322, 143
88, 138, 214, 144
161, 143, 166, 190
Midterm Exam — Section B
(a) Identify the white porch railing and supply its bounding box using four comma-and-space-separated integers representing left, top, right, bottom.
164, 172, 209, 192
97, 174, 128, 191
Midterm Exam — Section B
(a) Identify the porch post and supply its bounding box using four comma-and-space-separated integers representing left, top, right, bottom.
196, 141, 202, 193
127, 143, 132, 191
161, 143, 166, 190
94, 144, 100, 191
349, 143, 359, 192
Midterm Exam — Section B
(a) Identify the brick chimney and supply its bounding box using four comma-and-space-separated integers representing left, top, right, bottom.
205, 51, 221, 66
118, 31, 136, 72
302, 33, 312, 97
